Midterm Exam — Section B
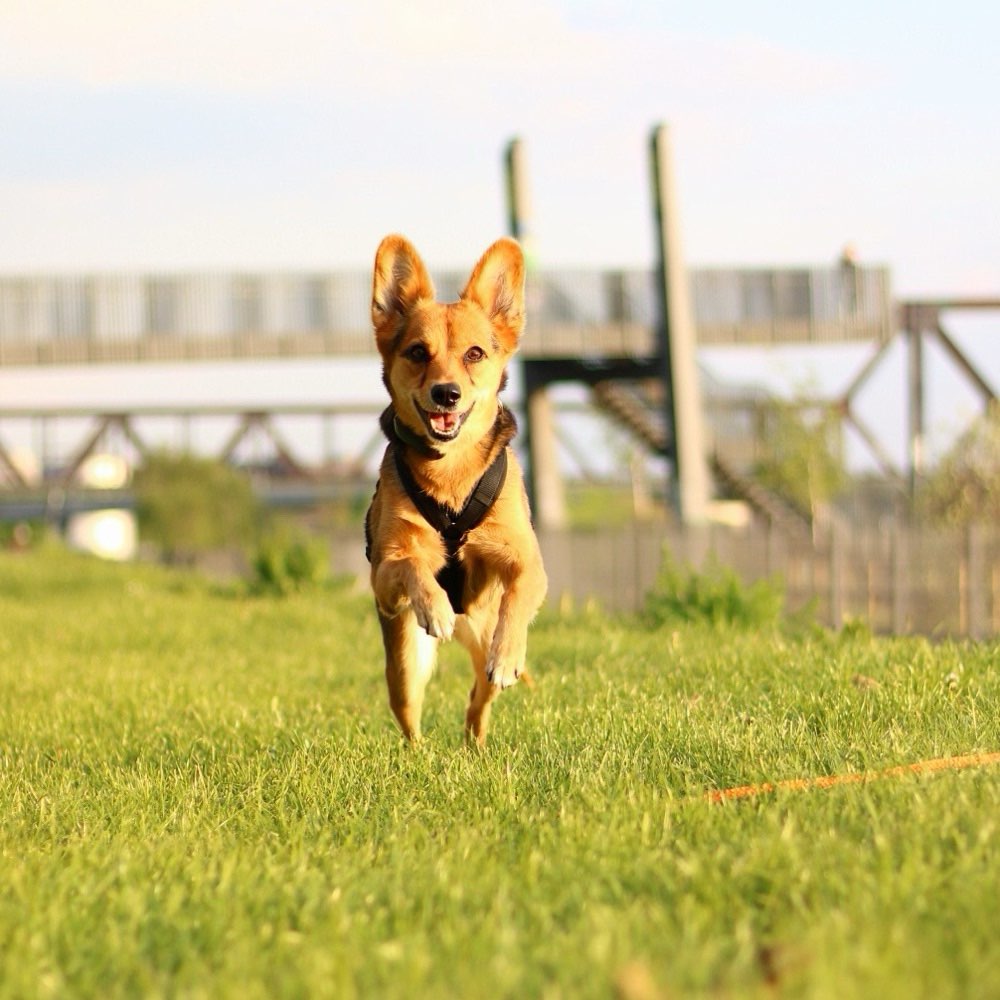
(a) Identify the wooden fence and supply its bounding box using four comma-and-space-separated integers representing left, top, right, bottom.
329, 521, 1000, 639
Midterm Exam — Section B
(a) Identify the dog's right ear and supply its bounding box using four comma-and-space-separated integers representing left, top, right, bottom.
371, 235, 435, 348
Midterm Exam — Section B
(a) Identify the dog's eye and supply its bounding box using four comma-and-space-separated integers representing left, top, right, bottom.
405, 343, 429, 363
464, 346, 486, 364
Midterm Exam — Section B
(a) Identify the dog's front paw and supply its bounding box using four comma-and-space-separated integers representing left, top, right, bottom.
411, 587, 455, 640
485, 652, 523, 689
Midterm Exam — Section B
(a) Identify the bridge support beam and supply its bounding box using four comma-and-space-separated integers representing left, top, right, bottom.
906, 319, 926, 497
650, 123, 710, 525
63, 414, 149, 486
506, 137, 567, 529
0, 437, 28, 488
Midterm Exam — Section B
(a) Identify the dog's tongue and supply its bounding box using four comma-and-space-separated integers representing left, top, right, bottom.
430, 412, 457, 434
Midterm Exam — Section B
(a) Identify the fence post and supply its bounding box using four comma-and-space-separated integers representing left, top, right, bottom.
890, 522, 909, 635
866, 558, 876, 629
992, 561, 1000, 637
829, 523, 844, 629
967, 523, 986, 640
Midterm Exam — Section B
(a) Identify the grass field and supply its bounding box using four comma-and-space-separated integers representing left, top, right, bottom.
1, 546, 998, 999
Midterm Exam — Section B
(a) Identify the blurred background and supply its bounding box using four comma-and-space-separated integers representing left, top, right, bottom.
0, 1, 997, 633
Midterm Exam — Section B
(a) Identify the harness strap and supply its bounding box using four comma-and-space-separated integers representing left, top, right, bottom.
391, 446, 508, 614
393, 446, 507, 542
366, 403, 516, 616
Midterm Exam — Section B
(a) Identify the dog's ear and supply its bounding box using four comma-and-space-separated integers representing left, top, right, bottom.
371, 235, 435, 347
461, 238, 525, 349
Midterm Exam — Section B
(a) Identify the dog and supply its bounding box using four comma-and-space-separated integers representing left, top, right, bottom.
365, 235, 547, 745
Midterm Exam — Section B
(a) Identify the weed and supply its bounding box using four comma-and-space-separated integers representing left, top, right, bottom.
252, 526, 329, 594
643, 553, 785, 629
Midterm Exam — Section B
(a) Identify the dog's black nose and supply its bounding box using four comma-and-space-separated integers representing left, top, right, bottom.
431, 382, 462, 408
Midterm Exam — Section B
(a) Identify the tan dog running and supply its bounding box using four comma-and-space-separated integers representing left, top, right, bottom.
365, 235, 547, 745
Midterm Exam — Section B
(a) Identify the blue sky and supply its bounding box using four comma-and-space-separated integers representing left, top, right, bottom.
2, 0, 998, 296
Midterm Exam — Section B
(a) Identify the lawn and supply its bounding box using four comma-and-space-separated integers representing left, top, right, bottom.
1, 546, 998, 998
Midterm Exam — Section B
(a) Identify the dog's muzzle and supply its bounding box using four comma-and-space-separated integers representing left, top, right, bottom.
417, 398, 474, 441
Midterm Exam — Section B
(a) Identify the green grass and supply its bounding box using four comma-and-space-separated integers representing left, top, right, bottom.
1, 547, 998, 999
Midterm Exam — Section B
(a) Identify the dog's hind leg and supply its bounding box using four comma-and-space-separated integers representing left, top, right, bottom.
379, 611, 438, 741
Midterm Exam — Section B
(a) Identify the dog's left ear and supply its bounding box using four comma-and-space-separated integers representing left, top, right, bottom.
461, 238, 525, 349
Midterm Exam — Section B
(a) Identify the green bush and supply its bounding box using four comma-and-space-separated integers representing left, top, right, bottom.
643, 552, 785, 629
919, 402, 1000, 526
0, 520, 45, 550
134, 451, 259, 563
252, 526, 329, 594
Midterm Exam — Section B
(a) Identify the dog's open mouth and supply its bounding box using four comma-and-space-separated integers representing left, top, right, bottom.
417, 402, 474, 441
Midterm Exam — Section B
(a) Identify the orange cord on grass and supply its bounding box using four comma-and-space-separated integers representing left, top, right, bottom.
706, 751, 1000, 804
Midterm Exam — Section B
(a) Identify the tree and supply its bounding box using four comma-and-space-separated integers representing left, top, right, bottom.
134, 452, 260, 563
920, 403, 1000, 526
752, 397, 848, 528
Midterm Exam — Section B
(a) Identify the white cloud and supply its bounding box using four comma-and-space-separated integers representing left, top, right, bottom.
1, 1, 996, 293
2, 0, 578, 93
2, 0, 867, 103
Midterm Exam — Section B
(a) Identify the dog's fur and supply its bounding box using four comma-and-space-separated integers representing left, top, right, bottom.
366, 235, 547, 745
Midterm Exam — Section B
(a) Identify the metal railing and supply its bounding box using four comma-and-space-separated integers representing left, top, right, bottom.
0, 265, 892, 365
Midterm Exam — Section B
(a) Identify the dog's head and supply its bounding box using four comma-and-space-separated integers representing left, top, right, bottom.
371, 235, 524, 452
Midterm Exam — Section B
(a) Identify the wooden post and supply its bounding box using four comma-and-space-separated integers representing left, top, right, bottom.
525, 374, 567, 530
649, 124, 710, 524
505, 137, 566, 529
866, 559, 877, 630
992, 562, 1000, 637
958, 554, 969, 636
967, 523, 986, 640
829, 523, 844, 629
906, 309, 927, 497
890, 521, 908, 635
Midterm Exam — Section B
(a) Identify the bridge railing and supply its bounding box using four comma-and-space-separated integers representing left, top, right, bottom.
691, 265, 893, 345
0, 264, 891, 365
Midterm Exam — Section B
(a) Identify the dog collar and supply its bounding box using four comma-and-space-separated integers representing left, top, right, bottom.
393, 415, 444, 458
377, 407, 444, 458
379, 403, 514, 461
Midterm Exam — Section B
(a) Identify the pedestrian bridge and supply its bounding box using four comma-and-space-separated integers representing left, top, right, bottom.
0, 264, 892, 366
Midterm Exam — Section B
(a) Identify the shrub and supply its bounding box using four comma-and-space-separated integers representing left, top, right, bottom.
0, 520, 45, 550
134, 452, 259, 563
252, 526, 329, 594
752, 394, 847, 524
919, 403, 1000, 526
643, 552, 785, 629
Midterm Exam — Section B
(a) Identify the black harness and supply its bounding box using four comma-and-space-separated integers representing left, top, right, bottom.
365, 413, 509, 615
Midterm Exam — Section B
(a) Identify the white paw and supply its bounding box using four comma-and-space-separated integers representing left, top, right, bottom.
413, 591, 455, 640
486, 654, 522, 689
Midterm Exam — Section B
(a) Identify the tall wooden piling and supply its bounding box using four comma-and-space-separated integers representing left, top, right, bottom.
505, 137, 567, 529
650, 124, 710, 524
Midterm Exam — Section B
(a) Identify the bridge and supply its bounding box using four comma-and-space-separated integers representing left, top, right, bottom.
0, 263, 891, 367
1, 125, 994, 535
0, 258, 896, 529
2, 267, 995, 524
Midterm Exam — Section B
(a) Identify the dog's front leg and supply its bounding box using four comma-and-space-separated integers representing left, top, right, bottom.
378, 609, 439, 741
485, 559, 547, 689
374, 557, 456, 641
